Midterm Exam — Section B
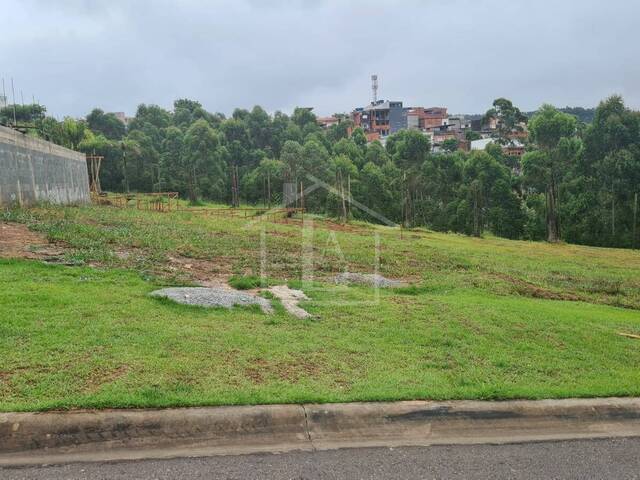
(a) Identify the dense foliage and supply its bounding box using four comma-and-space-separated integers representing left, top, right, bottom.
3, 96, 639, 248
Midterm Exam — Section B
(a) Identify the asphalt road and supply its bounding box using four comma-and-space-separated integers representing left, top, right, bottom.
3, 437, 640, 479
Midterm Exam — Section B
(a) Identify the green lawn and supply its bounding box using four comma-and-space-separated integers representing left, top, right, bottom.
1, 205, 640, 411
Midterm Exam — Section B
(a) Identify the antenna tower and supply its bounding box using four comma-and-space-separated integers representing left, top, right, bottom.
371, 74, 378, 103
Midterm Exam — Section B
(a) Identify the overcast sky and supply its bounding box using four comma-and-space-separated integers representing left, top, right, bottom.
2, 0, 638, 119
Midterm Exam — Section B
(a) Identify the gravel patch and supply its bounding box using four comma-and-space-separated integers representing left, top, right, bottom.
268, 285, 313, 319
335, 272, 406, 288
150, 287, 273, 313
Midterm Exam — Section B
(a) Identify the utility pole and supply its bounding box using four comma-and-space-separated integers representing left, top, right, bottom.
1, 78, 6, 113
10, 78, 17, 126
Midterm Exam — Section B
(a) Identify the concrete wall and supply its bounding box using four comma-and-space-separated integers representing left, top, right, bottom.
0, 125, 90, 206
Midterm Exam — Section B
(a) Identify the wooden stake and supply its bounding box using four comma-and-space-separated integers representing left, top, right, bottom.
618, 332, 640, 340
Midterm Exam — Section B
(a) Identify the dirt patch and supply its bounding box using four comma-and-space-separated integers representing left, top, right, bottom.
165, 254, 233, 287
0, 222, 64, 260
244, 357, 323, 385
84, 365, 130, 393
493, 273, 581, 301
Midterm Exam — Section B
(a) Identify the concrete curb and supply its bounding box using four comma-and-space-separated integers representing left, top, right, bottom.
2, 397, 640, 465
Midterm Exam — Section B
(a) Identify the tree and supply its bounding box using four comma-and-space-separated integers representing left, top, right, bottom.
326, 118, 353, 143
291, 107, 317, 129
256, 158, 284, 207
78, 132, 120, 193
461, 151, 513, 237
173, 99, 220, 130
465, 130, 481, 142
182, 119, 222, 203
220, 118, 251, 207
484, 98, 527, 145
329, 155, 357, 222
128, 104, 172, 132
359, 160, 401, 223
388, 130, 431, 226
421, 152, 464, 231
280, 140, 304, 207
60, 117, 87, 150
441, 138, 459, 152
578, 96, 640, 246
365, 140, 390, 166
160, 126, 185, 193
522, 105, 580, 242
351, 127, 367, 151
246, 105, 272, 150
302, 139, 330, 177
333, 138, 363, 167
20, 94, 640, 250
86, 108, 125, 140
0, 103, 46, 125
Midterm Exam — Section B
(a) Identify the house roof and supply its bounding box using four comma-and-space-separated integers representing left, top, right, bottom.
357, 101, 403, 112
471, 138, 524, 150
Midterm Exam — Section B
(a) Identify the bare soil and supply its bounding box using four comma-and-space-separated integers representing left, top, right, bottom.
0, 222, 64, 260
493, 272, 582, 302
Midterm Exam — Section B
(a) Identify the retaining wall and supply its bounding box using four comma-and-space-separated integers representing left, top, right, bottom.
0, 125, 90, 206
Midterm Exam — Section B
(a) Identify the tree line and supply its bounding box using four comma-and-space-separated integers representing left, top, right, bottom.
1, 95, 639, 249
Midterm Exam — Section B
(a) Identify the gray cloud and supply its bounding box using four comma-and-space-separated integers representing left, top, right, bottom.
2, 0, 638, 118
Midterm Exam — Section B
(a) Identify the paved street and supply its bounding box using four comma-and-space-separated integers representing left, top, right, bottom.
3, 437, 640, 479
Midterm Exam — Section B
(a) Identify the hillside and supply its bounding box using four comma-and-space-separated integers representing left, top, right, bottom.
1, 205, 639, 411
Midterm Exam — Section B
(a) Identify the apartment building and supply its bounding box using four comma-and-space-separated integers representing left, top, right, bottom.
352, 100, 407, 137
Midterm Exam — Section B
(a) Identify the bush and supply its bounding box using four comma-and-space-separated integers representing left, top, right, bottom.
228, 275, 269, 290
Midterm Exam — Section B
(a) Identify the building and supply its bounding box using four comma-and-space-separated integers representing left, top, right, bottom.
317, 116, 341, 129
470, 138, 494, 151
406, 107, 448, 131
444, 115, 470, 132
365, 131, 381, 143
471, 138, 525, 157
470, 116, 498, 133
503, 141, 525, 157
352, 100, 407, 137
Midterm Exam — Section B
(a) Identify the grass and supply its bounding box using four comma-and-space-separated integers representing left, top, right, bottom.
1, 204, 640, 411
228, 275, 270, 290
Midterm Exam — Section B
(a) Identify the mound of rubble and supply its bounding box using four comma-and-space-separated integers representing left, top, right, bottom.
268, 285, 313, 319
150, 287, 273, 313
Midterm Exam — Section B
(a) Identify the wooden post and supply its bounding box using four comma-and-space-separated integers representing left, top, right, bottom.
300, 181, 305, 212
347, 173, 352, 219
267, 171, 271, 208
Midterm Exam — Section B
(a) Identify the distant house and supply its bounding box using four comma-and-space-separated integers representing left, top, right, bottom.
471, 138, 525, 157
470, 138, 494, 151
352, 100, 407, 137
406, 107, 448, 130
317, 116, 340, 129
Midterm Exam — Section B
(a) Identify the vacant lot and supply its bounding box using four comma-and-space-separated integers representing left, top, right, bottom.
1, 205, 639, 411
